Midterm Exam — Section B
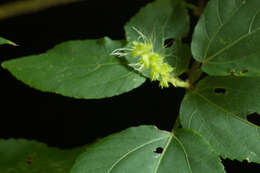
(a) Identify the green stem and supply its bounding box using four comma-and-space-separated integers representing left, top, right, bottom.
0, 0, 81, 20
182, 2, 198, 10
171, 61, 203, 132
169, 77, 190, 89
187, 61, 203, 87
172, 116, 181, 133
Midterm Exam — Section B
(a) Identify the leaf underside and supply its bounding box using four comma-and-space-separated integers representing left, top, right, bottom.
71, 125, 225, 173
192, 0, 260, 76
1, 37, 145, 99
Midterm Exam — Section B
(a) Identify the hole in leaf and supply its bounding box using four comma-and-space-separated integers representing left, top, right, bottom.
164, 38, 175, 48
214, 88, 226, 95
26, 157, 32, 165
222, 158, 260, 172
179, 73, 188, 81
154, 147, 164, 154
247, 112, 260, 126
242, 69, 249, 73
229, 70, 235, 75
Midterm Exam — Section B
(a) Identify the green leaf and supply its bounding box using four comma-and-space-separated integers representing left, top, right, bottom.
180, 76, 260, 162
165, 39, 191, 76
71, 125, 225, 173
0, 139, 84, 173
192, 0, 260, 76
0, 37, 16, 46
1, 37, 145, 99
124, 0, 190, 78
125, 0, 189, 46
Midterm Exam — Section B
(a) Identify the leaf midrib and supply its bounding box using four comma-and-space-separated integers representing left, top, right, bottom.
204, 27, 260, 63
193, 90, 260, 129
106, 135, 169, 173
173, 135, 193, 173
152, 135, 173, 173
202, 0, 243, 61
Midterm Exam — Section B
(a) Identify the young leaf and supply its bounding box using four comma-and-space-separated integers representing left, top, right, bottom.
0, 139, 84, 173
180, 76, 260, 163
124, 0, 190, 77
71, 126, 225, 173
1, 37, 145, 99
192, 0, 260, 76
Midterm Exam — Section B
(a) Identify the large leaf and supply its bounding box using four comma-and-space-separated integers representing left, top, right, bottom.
1, 37, 145, 99
124, 0, 190, 77
71, 125, 225, 173
0, 139, 84, 173
192, 0, 260, 76
180, 76, 260, 162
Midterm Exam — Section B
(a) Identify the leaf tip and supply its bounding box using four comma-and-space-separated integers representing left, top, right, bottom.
1, 61, 8, 69
8, 41, 18, 46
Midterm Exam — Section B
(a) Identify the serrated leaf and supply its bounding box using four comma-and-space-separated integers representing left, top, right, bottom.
71, 125, 225, 173
124, 0, 190, 78
0, 37, 16, 46
192, 0, 260, 76
0, 139, 84, 173
180, 76, 260, 162
1, 37, 145, 99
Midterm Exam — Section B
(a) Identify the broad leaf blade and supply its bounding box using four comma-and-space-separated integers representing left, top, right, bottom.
180, 76, 260, 162
0, 139, 84, 173
124, 0, 190, 77
192, 0, 260, 76
71, 126, 225, 173
1, 37, 145, 99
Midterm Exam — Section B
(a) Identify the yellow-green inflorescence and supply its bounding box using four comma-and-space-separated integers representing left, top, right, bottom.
111, 29, 190, 89
131, 41, 174, 88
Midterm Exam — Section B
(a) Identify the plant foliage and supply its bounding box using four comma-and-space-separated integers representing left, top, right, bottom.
0, 139, 84, 173
1, 0, 260, 172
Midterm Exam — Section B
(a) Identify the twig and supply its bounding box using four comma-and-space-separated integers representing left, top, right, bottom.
0, 0, 83, 20
193, 0, 206, 17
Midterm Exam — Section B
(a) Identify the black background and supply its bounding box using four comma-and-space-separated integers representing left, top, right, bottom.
0, 0, 259, 172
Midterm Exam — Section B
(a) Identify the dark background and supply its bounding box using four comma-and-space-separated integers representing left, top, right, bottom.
0, 0, 259, 172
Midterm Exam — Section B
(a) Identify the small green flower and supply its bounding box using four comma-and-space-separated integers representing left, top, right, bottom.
131, 41, 152, 57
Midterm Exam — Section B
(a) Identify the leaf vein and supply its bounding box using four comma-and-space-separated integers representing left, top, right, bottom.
107, 136, 169, 173
217, 0, 223, 26
152, 135, 173, 173
173, 136, 193, 173
202, 2, 244, 61
188, 109, 198, 129
194, 90, 260, 129
205, 27, 260, 62
248, 8, 260, 33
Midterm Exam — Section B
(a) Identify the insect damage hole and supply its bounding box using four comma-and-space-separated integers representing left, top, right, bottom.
154, 147, 164, 154
214, 88, 226, 95
26, 157, 33, 165
247, 112, 260, 126
241, 69, 249, 74
164, 38, 175, 48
